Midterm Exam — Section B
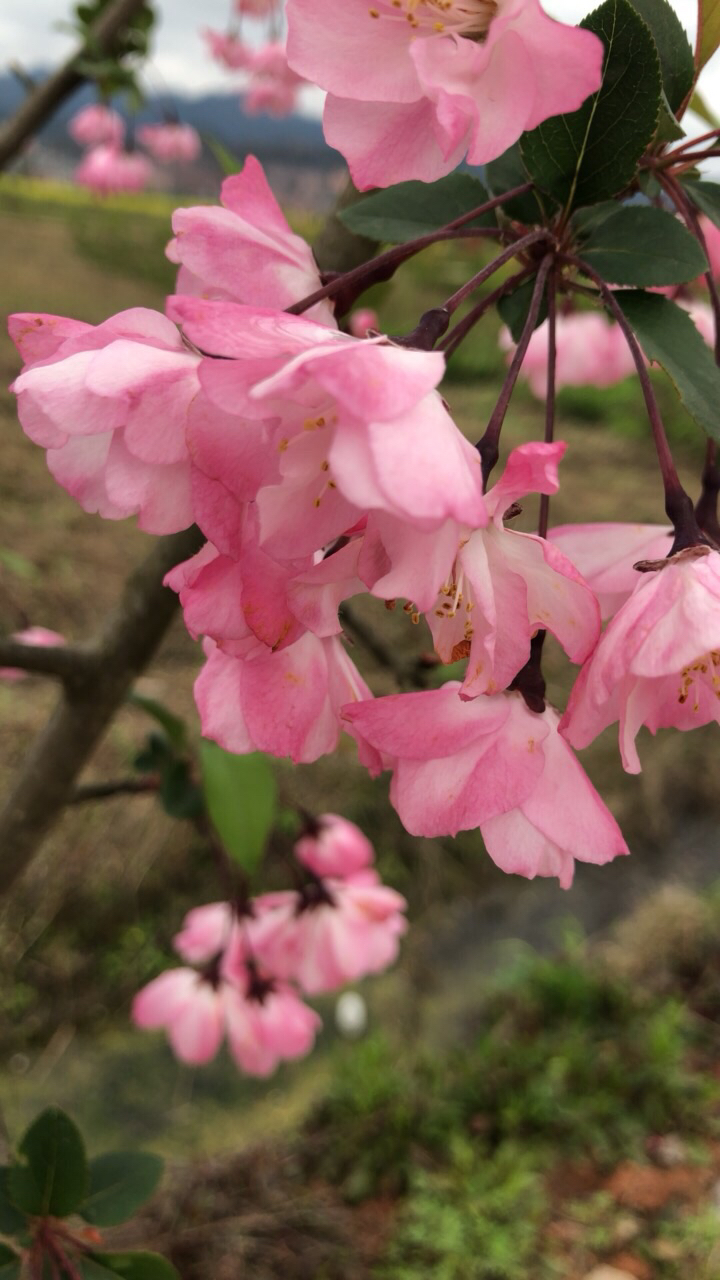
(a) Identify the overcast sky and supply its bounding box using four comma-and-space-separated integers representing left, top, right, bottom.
1, 0, 719, 121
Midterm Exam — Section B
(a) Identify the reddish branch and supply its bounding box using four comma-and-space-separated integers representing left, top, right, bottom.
0, 0, 151, 170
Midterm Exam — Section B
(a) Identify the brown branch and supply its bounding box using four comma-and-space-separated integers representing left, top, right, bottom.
0, 639, 97, 683
0, 525, 203, 895
0, 0, 150, 171
68, 776, 160, 804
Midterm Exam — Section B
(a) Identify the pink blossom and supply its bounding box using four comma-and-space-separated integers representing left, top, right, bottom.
700, 216, 720, 279
343, 684, 628, 888
500, 312, 636, 397
75, 144, 153, 195
168, 156, 334, 323
286, 0, 603, 188
0, 626, 66, 684
349, 309, 379, 338
195, 632, 373, 764
68, 104, 124, 148
561, 546, 720, 773
294, 814, 375, 878
203, 28, 254, 70
132, 963, 320, 1075
234, 0, 282, 13
245, 42, 304, 116
548, 522, 673, 618
681, 298, 715, 347
9, 308, 199, 533
360, 443, 599, 696
251, 871, 407, 994
137, 123, 201, 163
168, 298, 486, 557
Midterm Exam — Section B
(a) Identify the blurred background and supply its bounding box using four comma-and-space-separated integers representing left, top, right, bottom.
2, 4, 720, 1278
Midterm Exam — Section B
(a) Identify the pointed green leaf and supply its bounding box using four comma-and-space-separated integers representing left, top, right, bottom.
90, 1252, 179, 1280
521, 0, 662, 210
579, 205, 707, 284
689, 88, 720, 128
338, 174, 496, 243
127, 694, 187, 751
80, 1153, 163, 1227
697, 0, 720, 72
497, 276, 548, 343
206, 136, 241, 177
81, 1261, 121, 1279
0, 1170, 26, 1235
683, 178, 720, 228
485, 143, 548, 224
614, 289, 720, 439
8, 1108, 87, 1218
626, 0, 693, 110
199, 744, 277, 876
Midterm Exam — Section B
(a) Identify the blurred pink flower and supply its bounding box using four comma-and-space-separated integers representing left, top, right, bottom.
500, 312, 636, 397
68, 104, 124, 148
75, 144, 153, 195
137, 123, 201, 163
349, 309, 379, 338
203, 29, 254, 70
294, 814, 375, 878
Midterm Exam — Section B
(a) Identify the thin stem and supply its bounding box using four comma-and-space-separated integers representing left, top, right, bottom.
442, 230, 552, 316
696, 435, 720, 544
565, 252, 701, 544
659, 170, 720, 363
666, 128, 720, 156
286, 184, 534, 317
538, 267, 557, 540
476, 254, 554, 485
68, 777, 160, 804
439, 265, 534, 360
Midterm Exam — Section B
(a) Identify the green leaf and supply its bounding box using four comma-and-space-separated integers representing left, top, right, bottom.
683, 178, 720, 229
206, 136, 241, 176
484, 144, 549, 224
654, 92, 685, 143
697, 0, 720, 72
0, 548, 39, 581
0, 1247, 21, 1280
614, 289, 720, 439
128, 694, 187, 750
578, 204, 707, 284
8, 1108, 87, 1217
81, 1153, 163, 1227
81, 1262, 121, 1280
521, 0, 662, 210
497, 276, 548, 343
0, 1170, 26, 1235
90, 1252, 179, 1279
689, 88, 720, 128
338, 174, 496, 243
159, 759, 204, 822
626, 0, 693, 110
199, 744, 277, 876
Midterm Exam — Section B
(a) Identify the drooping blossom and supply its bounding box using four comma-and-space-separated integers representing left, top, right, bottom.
244, 43, 305, 117
132, 962, 320, 1075
349, 309, 379, 338
500, 312, 637, 397
360, 442, 599, 697
137, 123, 201, 163
294, 814, 375, 878
549, 523, 673, 618
561, 546, 720, 773
286, 0, 603, 188
75, 144, 153, 195
68, 103, 124, 148
203, 28, 254, 70
9, 308, 199, 532
343, 684, 628, 888
252, 872, 408, 994
168, 297, 486, 558
0, 626, 66, 684
167, 155, 334, 323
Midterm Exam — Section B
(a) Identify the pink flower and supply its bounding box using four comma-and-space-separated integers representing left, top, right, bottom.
167, 156, 334, 323
286, 0, 603, 188
548, 522, 673, 619
234, 0, 281, 13
500, 312, 636, 397
195, 632, 373, 764
9, 308, 199, 533
132, 963, 320, 1076
137, 123, 201, 163
168, 297, 486, 558
68, 104, 124, 148
681, 298, 715, 347
360, 443, 599, 696
349, 308, 379, 338
203, 29, 254, 70
252, 872, 407, 994
294, 814, 375, 878
561, 546, 720, 773
343, 684, 628, 888
700, 217, 720, 279
0, 626, 66, 684
245, 42, 305, 117
75, 144, 153, 195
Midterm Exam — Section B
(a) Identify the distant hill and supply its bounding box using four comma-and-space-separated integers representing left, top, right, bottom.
0, 71, 338, 169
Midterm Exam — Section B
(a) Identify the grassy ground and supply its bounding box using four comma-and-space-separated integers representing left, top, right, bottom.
1, 177, 720, 1277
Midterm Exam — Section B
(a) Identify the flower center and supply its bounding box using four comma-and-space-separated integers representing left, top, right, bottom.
368, 0, 498, 39
677, 650, 720, 710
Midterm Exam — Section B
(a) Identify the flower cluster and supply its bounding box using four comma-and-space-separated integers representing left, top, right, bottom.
204, 0, 306, 117
69, 104, 200, 196
132, 815, 406, 1074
